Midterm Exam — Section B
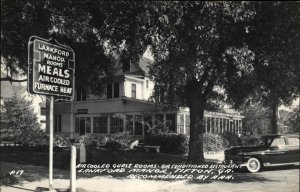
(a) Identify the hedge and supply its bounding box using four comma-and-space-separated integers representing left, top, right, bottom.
145, 132, 189, 154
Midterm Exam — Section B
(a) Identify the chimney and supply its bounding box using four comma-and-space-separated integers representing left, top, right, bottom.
121, 50, 131, 72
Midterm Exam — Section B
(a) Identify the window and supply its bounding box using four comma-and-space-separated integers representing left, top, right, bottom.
271, 137, 286, 147
107, 84, 112, 99
131, 83, 136, 98
93, 117, 108, 133
155, 114, 164, 130
54, 114, 61, 132
75, 117, 90, 135
40, 107, 46, 116
288, 137, 299, 146
77, 89, 86, 101
86, 117, 91, 133
166, 114, 176, 132
185, 115, 190, 134
114, 83, 119, 98
110, 116, 123, 133
146, 80, 149, 89
107, 83, 119, 99
75, 118, 79, 133
180, 114, 184, 134
126, 115, 133, 134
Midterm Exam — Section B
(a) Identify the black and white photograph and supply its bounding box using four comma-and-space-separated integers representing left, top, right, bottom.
1, 1, 299, 192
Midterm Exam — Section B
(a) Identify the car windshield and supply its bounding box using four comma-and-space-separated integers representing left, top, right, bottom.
257, 137, 274, 147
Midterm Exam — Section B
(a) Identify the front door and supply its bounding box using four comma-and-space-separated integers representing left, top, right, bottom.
134, 115, 142, 135
79, 118, 86, 135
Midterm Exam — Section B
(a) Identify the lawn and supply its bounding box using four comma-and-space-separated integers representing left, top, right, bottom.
0, 147, 189, 170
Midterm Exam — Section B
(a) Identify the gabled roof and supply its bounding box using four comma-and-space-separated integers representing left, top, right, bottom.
114, 56, 154, 77
137, 56, 153, 75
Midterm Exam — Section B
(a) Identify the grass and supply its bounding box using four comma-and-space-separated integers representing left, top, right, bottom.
0, 147, 188, 170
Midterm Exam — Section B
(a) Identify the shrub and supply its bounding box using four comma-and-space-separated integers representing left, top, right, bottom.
221, 132, 242, 147
104, 140, 127, 150
203, 133, 229, 152
145, 132, 188, 154
239, 135, 261, 146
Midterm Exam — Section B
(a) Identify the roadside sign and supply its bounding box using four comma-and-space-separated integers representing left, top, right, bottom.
28, 36, 75, 98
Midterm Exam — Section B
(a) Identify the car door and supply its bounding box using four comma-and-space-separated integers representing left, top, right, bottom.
267, 137, 289, 164
285, 136, 300, 163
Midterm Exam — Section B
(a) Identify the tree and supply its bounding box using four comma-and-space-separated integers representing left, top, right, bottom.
239, 103, 271, 135
147, 2, 255, 163
245, 2, 300, 134
0, 94, 43, 145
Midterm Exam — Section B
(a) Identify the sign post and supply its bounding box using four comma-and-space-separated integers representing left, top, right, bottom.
49, 96, 54, 190
28, 36, 75, 191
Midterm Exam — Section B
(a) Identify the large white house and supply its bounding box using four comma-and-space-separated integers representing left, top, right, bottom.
51, 57, 244, 139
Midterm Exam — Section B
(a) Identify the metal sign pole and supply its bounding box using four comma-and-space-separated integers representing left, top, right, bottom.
49, 96, 54, 191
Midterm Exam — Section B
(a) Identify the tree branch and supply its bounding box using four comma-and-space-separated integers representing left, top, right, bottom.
0, 76, 27, 82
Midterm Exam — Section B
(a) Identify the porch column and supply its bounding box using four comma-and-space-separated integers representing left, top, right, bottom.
183, 114, 186, 134
107, 116, 111, 134
214, 117, 217, 133
220, 118, 223, 133
142, 116, 145, 140
237, 120, 240, 134
133, 115, 136, 135
210, 117, 212, 133
240, 120, 243, 134
91, 117, 94, 133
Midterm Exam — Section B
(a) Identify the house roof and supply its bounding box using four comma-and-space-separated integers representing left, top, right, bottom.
114, 56, 154, 77
137, 56, 153, 74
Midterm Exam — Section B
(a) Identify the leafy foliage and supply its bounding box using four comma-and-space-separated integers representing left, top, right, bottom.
145, 132, 189, 154
203, 133, 229, 152
0, 94, 45, 145
227, 2, 300, 133
239, 103, 272, 135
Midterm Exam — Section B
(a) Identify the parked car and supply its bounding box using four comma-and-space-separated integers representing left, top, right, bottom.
224, 134, 299, 173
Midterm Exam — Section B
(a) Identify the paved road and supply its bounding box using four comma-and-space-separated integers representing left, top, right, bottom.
0, 161, 299, 192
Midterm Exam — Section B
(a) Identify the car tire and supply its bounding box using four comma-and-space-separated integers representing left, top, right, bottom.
246, 158, 261, 173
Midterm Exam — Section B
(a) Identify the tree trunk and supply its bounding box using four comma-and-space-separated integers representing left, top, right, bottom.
271, 101, 279, 134
186, 82, 205, 164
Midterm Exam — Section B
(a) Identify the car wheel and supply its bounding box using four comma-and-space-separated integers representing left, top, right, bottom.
246, 158, 261, 173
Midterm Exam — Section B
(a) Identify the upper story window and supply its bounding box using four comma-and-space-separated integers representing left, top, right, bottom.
107, 83, 119, 99
77, 88, 86, 101
114, 83, 119, 98
146, 80, 149, 89
131, 83, 136, 98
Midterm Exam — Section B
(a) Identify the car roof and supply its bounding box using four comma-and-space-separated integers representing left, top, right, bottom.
262, 134, 299, 138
